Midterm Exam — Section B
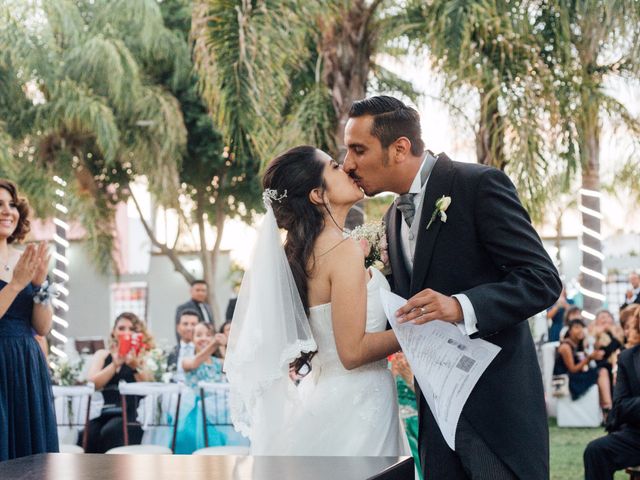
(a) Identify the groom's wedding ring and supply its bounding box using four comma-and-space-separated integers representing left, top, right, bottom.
420, 306, 427, 316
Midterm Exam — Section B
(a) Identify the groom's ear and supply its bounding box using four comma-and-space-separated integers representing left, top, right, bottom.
391, 137, 412, 164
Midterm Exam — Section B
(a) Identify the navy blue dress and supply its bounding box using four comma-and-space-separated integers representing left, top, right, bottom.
0, 280, 59, 461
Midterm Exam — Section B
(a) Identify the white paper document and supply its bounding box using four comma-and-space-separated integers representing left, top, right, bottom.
380, 289, 501, 450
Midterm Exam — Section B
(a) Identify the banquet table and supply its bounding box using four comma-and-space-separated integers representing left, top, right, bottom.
0, 453, 413, 480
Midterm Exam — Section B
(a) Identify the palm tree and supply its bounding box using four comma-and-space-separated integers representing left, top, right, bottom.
406, 0, 559, 219
538, 0, 640, 318
191, 0, 420, 227
0, 0, 188, 272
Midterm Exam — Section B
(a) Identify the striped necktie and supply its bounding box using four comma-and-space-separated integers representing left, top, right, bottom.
395, 154, 434, 227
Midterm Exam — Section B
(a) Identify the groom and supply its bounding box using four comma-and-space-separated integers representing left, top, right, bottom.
343, 96, 561, 479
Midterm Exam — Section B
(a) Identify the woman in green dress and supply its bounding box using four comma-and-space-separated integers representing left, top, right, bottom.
390, 352, 422, 479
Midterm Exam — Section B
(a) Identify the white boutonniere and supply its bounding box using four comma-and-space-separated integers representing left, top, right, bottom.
426, 195, 451, 230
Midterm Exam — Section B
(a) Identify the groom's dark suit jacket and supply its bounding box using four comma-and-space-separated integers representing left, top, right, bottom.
384, 155, 561, 479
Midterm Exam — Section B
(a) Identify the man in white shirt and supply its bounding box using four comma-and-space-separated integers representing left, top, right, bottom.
168, 310, 198, 382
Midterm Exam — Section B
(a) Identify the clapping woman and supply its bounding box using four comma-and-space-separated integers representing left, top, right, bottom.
0, 179, 59, 461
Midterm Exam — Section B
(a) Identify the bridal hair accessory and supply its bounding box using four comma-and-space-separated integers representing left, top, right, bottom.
224, 189, 316, 453
32, 280, 60, 306
262, 189, 287, 207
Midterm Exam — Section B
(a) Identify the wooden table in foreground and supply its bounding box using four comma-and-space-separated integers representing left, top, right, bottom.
0, 453, 413, 480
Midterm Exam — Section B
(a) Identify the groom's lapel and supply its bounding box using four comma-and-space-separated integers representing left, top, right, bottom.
410, 155, 455, 294
386, 203, 410, 297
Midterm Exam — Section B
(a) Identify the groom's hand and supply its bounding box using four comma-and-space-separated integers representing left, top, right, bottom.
395, 289, 463, 325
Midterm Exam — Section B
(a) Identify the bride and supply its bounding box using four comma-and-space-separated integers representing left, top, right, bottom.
224, 145, 407, 456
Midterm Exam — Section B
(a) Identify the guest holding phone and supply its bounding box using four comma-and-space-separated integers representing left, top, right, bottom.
84, 312, 152, 453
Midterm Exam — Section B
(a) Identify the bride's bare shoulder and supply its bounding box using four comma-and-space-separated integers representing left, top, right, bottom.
323, 238, 365, 277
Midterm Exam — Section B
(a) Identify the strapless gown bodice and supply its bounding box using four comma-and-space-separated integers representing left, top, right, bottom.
277, 268, 408, 456
308, 267, 390, 376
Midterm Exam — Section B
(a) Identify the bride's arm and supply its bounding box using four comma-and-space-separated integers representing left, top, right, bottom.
329, 239, 400, 370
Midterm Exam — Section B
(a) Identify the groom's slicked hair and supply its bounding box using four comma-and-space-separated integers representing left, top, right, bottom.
348, 96, 424, 156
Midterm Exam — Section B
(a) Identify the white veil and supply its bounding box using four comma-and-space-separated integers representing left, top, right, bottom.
224, 189, 317, 454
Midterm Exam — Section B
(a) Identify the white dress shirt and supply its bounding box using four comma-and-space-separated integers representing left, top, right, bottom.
399, 154, 479, 336
176, 341, 195, 379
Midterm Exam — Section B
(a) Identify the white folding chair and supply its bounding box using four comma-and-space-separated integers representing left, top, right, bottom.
52, 384, 95, 452
557, 385, 601, 427
118, 382, 183, 453
198, 381, 250, 449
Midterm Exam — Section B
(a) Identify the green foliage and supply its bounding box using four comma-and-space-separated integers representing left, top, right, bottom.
160, 0, 263, 226
193, 0, 421, 164
536, 0, 640, 177
0, 0, 190, 273
548, 418, 628, 480
408, 0, 554, 184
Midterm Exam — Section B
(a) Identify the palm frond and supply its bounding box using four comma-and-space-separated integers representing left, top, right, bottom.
192, 0, 307, 163
369, 63, 420, 103
43, 0, 85, 50
63, 36, 143, 113
36, 79, 121, 164
126, 85, 186, 205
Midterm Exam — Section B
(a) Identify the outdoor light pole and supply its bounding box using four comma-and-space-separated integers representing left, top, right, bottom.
50, 175, 70, 359
578, 187, 606, 320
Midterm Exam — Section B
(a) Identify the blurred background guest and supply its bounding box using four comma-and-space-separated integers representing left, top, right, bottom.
173, 322, 228, 453
547, 287, 573, 342
84, 312, 152, 453
588, 310, 624, 390
0, 179, 58, 461
554, 319, 611, 416
584, 307, 640, 479
167, 309, 199, 382
217, 320, 232, 360
622, 305, 640, 349
174, 280, 214, 342
621, 272, 640, 310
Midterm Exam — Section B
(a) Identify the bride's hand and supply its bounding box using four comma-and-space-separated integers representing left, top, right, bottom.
396, 288, 463, 325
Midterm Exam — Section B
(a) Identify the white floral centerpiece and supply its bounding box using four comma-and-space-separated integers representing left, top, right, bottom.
349, 221, 390, 274
144, 348, 172, 383
50, 356, 85, 386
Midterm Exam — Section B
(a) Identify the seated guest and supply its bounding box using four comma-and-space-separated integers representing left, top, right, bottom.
134, 317, 155, 351
554, 319, 610, 414
584, 308, 640, 479
547, 287, 573, 342
620, 271, 640, 310
173, 322, 229, 454
167, 310, 199, 382
84, 312, 152, 453
217, 320, 232, 359
559, 306, 584, 340
590, 309, 624, 391
621, 305, 640, 347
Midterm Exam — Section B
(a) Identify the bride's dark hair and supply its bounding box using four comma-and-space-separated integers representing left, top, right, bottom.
262, 145, 327, 372
263, 145, 327, 310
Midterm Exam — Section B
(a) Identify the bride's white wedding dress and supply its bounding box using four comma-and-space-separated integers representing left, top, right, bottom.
278, 267, 409, 456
